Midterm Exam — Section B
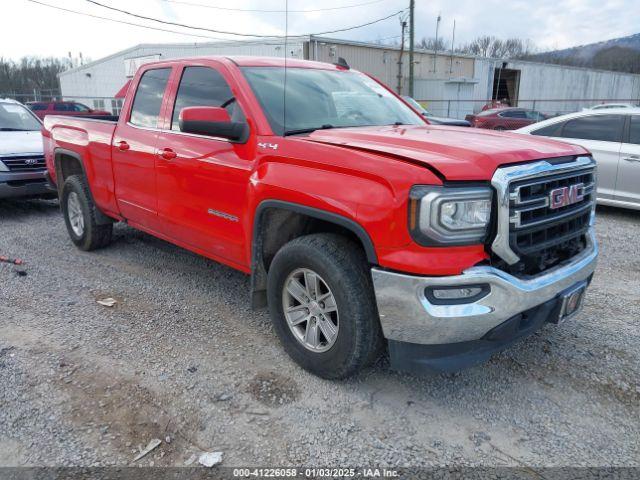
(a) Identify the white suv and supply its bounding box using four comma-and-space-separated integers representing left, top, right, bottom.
0, 98, 52, 199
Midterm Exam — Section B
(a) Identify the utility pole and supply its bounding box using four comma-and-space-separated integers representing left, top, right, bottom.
449, 19, 456, 75
397, 19, 407, 94
433, 14, 441, 73
408, 0, 415, 97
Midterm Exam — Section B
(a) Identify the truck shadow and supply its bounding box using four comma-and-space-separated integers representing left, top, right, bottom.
0, 198, 59, 220
596, 204, 640, 221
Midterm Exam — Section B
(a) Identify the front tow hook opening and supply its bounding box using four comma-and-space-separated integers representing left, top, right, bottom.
424, 284, 491, 305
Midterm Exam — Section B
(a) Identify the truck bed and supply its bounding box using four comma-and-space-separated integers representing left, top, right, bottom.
42, 115, 120, 217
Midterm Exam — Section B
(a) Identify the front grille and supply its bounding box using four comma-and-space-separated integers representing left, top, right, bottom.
491, 156, 596, 276
0, 155, 46, 172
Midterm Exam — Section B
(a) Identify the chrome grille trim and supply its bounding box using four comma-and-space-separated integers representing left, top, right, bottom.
491, 156, 597, 265
0, 154, 46, 172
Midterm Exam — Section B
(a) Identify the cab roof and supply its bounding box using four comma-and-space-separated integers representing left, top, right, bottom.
146, 56, 349, 71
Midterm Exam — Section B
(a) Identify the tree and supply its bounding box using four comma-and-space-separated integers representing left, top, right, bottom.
458, 36, 535, 58
418, 37, 447, 51
0, 57, 71, 96
591, 46, 640, 74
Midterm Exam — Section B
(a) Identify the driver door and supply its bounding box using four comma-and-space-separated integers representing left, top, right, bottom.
155, 64, 253, 267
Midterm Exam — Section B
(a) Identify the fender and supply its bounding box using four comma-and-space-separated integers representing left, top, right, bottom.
250, 199, 378, 308
53, 147, 113, 226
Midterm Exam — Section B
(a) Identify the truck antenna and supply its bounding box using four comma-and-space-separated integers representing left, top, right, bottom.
283, 0, 289, 135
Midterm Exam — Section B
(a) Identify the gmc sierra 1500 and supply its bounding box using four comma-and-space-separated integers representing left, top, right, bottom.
43, 57, 598, 378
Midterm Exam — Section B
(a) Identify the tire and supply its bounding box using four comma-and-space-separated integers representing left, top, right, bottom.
267, 233, 383, 379
61, 175, 113, 251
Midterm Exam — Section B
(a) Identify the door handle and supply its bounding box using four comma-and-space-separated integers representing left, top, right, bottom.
117, 141, 130, 151
158, 148, 177, 160
623, 155, 640, 163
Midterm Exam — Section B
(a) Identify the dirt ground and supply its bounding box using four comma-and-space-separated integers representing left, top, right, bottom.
0, 199, 638, 468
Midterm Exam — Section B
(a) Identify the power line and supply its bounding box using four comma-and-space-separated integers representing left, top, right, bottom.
83, 0, 407, 38
24, 0, 231, 41
160, 0, 391, 13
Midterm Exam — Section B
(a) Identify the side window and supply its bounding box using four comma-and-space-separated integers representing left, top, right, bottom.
171, 66, 244, 131
629, 116, 640, 145
129, 68, 171, 128
531, 121, 565, 137
500, 110, 526, 118
29, 104, 46, 111
561, 115, 624, 142
54, 103, 69, 111
73, 103, 90, 112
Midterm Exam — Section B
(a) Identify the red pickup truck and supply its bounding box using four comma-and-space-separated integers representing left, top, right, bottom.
43, 57, 598, 378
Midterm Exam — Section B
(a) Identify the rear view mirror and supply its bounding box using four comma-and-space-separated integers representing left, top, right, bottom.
179, 106, 248, 142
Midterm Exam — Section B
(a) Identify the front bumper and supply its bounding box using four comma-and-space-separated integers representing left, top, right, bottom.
372, 228, 597, 347
0, 170, 53, 199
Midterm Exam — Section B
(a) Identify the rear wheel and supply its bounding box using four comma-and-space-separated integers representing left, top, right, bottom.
267, 233, 383, 379
61, 175, 113, 251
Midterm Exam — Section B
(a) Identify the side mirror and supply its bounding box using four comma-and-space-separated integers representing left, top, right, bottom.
179, 106, 248, 142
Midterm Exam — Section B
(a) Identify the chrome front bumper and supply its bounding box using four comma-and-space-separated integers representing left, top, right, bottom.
371, 229, 598, 345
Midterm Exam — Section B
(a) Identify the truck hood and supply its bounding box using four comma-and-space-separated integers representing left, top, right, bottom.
305, 125, 587, 180
0, 130, 44, 156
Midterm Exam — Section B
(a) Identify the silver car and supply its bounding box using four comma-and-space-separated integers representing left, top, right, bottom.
515, 108, 640, 210
0, 98, 52, 199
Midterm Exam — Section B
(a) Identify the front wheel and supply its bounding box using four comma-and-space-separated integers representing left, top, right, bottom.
61, 175, 113, 251
267, 233, 383, 379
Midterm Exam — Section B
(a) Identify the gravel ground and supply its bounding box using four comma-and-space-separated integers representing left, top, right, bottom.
0, 199, 638, 468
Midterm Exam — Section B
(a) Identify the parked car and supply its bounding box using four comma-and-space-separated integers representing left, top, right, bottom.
401, 96, 470, 126
43, 57, 598, 379
466, 107, 547, 130
586, 103, 638, 111
515, 108, 640, 210
27, 101, 111, 120
0, 99, 53, 199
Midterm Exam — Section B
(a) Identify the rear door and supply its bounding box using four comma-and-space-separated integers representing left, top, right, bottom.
155, 63, 253, 267
555, 114, 625, 201
112, 67, 172, 230
615, 114, 640, 206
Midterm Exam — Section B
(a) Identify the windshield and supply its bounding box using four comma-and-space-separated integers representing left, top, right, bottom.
241, 67, 424, 135
0, 103, 42, 131
402, 96, 430, 115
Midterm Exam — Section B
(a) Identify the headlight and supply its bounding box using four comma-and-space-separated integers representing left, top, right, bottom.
409, 186, 493, 245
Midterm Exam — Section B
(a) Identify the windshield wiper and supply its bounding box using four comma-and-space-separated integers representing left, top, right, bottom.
283, 124, 335, 136
0, 128, 33, 131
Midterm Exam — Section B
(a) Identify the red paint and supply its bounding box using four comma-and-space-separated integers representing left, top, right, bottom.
43, 57, 589, 277
180, 106, 231, 123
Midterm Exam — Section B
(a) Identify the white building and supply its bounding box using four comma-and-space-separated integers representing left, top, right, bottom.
59, 35, 640, 119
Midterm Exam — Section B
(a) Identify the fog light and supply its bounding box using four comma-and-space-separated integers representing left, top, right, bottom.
425, 284, 490, 305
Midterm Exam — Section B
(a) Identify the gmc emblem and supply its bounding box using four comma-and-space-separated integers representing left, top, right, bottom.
549, 183, 584, 209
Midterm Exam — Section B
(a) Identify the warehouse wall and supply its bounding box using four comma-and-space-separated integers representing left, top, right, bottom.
59, 40, 304, 107
474, 58, 640, 115
59, 38, 640, 119
308, 37, 475, 94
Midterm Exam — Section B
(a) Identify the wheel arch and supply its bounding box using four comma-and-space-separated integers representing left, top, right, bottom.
250, 200, 378, 308
54, 148, 112, 226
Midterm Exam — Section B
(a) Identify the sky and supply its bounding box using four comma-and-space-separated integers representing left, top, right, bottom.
2, 0, 639, 62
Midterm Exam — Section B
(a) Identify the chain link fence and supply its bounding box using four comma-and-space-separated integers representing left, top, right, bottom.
416, 98, 640, 130
0, 93, 124, 116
